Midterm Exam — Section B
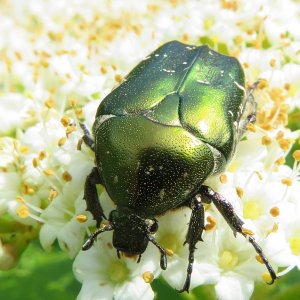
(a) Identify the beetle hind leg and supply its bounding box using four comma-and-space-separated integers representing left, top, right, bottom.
199, 185, 277, 284
178, 195, 205, 293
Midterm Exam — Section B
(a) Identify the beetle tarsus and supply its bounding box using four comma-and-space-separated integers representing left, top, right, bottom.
84, 167, 106, 227
137, 254, 142, 263
247, 235, 277, 284
147, 234, 167, 270
200, 185, 277, 285
82, 224, 114, 251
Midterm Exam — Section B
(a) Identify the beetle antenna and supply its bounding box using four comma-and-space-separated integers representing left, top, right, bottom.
82, 224, 114, 251
147, 234, 167, 270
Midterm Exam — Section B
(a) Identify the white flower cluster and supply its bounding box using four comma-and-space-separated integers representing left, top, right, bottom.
1, 0, 300, 299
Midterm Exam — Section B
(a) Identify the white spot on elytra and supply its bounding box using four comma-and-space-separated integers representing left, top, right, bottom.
162, 68, 175, 73
234, 80, 246, 93
159, 189, 165, 199
114, 175, 118, 183
197, 79, 210, 85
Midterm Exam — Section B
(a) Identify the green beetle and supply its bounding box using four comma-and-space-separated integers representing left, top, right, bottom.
81, 41, 277, 292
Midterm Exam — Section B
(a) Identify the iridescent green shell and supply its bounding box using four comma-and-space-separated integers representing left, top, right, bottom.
93, 41, 246, 216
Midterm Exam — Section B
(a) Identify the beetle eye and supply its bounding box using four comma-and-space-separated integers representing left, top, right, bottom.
148, 219, 158, 233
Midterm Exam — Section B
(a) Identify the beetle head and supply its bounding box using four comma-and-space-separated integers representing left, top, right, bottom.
109, 208, 158, 255
83, 207, 167, 270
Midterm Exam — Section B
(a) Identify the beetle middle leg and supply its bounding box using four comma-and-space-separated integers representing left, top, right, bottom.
178, 195, 205, 293
199, 185, 277, 284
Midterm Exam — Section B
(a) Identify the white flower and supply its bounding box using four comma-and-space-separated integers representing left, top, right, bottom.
0, 94, 35, 135
1, 1, 300, 300
73, 232, 160, 300
39, 185, 88, 257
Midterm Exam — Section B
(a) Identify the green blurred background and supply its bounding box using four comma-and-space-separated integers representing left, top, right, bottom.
1, 240, 300, 300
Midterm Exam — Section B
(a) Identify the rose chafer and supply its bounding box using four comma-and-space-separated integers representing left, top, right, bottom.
81, 41, 277, 292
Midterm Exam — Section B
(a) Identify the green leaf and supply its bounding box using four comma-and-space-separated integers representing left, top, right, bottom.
252, 268, 300, 300
152, 277, 215, 300
0, 241, 80, 300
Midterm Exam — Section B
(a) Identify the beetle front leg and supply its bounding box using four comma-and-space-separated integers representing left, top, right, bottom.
199, 185, 277, 284
84, 167, 106, 227
178, 195, 205, 293
80, 123, 95, 151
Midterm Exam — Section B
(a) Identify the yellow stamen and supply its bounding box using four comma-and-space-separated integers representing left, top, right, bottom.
19, 145, 29, 154
278, 138, 291, 152
242, 228, 254, 236
281, 177, 292, 186
267, 223, 279, 236
49, 189, 58, 201
62, 171, 72, 182
246, 123, 256, 132
114, 74, 123, 83
39, 150, 46, 160
269, 59, 276, 67
16, 196, 25, 203
258, 79, 269, 89
69, 99, 77, 108
275, 156, 285, 165
66, 125, 76, 135
61, 116, 70, 127
75, 108, 83, 119
236, 186, 244, 199
142, 271, 154, 283
165, 248, 174, 256
23, 184, 35, 195
219, 173, 228, 184
43, 169, 54, 176
292, 150, 300, 161
76, 215, 87, 223
205, 216, 217, 231
262, 136, 272, 146
255, 255, 264, 264
244, 62, 250, 69
14, 51, 22, 60
262, 272, 272, 283
100, 66, 107, 74
284, 83, 291, 91
77, 139, 83, 150
234, 35, 243, 45
269, 207, 280, 217
58, 137, 67, 147
32, 157, 39, 168
17, 205, 29, 218
276, 131, 284, 139
220, 0, 238, 11
48, 31, 64, 42
44, 98, 55, 108
255, 171, 263, 180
